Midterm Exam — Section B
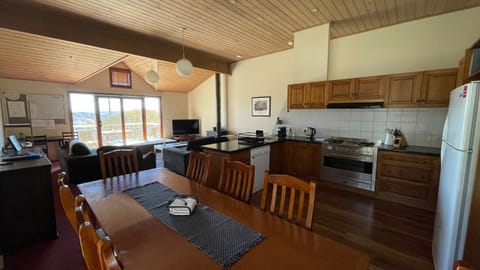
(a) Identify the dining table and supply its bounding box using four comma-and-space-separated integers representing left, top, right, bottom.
78, 167, 370, 270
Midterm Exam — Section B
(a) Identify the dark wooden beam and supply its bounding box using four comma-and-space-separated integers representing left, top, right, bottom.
0, 1, 232, 74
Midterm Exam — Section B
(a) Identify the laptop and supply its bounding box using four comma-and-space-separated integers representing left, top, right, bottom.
1, 135, 42, 161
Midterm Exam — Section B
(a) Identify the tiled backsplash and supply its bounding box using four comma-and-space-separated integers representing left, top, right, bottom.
279, 108, 447, 147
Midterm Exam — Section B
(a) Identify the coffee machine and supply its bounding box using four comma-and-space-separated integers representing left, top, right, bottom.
277, 126, 287, 138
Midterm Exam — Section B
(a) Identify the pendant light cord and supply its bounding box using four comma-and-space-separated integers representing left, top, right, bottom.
182, 27, 186, 59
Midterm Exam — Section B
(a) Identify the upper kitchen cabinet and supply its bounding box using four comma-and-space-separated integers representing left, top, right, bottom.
326, 76, 385, 104
287, 82, 326, 110
457, 37, 480, 85
385, 72, 422, 108
418, 68, 458, 107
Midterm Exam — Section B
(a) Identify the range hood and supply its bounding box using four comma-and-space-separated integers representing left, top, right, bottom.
327, 102, 384, 109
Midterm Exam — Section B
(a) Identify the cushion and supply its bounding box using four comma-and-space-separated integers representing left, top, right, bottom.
69, 140, 91, 156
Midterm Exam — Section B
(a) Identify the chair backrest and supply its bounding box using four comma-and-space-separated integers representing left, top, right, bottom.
79, 222, 102, 270
99, 148, 139, 180
453, 260, 474, 270
218, 160, 255, 203
61, 131, 79, 146
97, 236, 123, 270
185, 151, 211, 185
26, 135, 48, 154
58, 172, 90, 233
260, 171, 316, 229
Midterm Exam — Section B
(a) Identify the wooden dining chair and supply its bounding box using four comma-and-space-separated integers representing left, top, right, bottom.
260, 171, 316, 229
61, 131, 79, 146
26, 135, 48, 155
453, 260, 474, 270
79, 221, 102, 270
217, 160, 255, 203
185, 151, 211, 185
99, 148, 139, 180
58, 172, 91, 234
97, 236, 123, 270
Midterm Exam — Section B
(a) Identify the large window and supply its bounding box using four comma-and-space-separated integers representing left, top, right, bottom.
70, 93, 161, 148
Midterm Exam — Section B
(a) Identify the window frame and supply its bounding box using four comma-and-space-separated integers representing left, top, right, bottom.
109, 67, 132, 88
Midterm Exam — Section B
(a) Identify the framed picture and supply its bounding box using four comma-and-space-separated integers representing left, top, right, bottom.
251, 96, 271, 117
109, 67, 132, 88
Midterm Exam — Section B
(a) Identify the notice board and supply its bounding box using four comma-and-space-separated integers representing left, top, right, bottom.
28, 95, 66, 124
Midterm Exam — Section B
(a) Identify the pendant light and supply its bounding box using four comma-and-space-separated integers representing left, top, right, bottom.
176, 27, 193, 76
145, 60, 159, 84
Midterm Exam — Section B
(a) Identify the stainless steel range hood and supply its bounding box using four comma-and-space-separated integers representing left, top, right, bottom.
327, 102, 384, 109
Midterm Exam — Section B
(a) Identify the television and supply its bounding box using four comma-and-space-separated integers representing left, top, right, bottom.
172, 119, 200, 135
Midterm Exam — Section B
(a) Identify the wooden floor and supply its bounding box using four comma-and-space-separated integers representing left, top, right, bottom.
251, 182, 435, 270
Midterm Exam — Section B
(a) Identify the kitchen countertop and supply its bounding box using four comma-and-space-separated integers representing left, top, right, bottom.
202, 136, 441, 156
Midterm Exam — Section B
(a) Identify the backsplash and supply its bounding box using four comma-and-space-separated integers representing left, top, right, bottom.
279, 108, 447, 148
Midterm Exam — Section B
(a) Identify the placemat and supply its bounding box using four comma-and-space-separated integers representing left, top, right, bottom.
124, 182, 265, 269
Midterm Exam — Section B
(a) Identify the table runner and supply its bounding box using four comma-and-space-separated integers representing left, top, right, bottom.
124, 182, 265, 269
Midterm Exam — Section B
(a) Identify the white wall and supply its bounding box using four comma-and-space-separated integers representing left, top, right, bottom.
328, 6, 480, 79
187, 75, 216, 136
0, 62, 188, 139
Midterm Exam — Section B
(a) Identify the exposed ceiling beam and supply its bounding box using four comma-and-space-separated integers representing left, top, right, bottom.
0, 0, 232, 74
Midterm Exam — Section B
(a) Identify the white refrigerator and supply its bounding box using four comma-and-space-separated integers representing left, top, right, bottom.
433, 81, 480, 270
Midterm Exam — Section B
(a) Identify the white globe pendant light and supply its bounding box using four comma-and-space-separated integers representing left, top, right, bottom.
145, 60, 159, 84
176, 28, 193, 76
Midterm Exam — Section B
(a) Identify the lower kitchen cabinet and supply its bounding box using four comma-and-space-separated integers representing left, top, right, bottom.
269, 141, 286, 174
285, 141, 322, 181
375, 151, 440, 210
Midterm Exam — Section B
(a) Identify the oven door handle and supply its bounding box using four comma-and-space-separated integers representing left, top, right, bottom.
324, 153, 373, 162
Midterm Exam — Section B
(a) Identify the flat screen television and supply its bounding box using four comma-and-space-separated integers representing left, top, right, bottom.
172, 119, 200, 135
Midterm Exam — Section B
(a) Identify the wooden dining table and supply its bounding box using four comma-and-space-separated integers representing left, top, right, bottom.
78, 168, 370, 270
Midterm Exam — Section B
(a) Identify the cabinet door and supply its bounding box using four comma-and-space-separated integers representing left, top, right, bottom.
304, 82, 326, 109
354, 76, 385, 101
385, 72, 422, 108
288, 84, 307, 110
269, 142, 286, 174
286, 141, 321, 181
326, 79, 354, 103
418, 68, 458, 107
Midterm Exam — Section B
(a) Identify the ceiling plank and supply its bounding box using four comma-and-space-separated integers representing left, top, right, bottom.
0, 0, 232, 74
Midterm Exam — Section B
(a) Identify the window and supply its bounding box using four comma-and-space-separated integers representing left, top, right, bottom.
70, 93, 162, 147
109, 68, 132, 88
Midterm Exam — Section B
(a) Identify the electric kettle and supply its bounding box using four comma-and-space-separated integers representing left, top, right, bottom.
384, 129, 395, 145
304, 127, 316, 139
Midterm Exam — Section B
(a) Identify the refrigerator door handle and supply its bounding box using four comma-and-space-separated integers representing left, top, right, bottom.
441, 115, 448, 166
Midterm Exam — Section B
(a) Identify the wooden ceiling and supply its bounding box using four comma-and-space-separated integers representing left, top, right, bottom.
0, 0, 479, 92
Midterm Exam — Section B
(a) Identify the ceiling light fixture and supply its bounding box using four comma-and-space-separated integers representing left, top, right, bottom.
145, 60, 159, 84
176, 27, 193, 76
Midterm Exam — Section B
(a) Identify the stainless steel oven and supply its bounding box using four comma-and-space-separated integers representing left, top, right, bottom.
321, 137, 377, 191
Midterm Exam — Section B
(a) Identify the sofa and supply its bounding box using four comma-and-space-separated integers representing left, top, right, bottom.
163, 136, 228, 176
58, 141, 156, 185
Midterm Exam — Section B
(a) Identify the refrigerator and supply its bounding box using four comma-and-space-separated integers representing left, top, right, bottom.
433, 81, 480, 270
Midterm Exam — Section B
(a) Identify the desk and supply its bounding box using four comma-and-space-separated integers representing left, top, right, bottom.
78, 168, 370, 270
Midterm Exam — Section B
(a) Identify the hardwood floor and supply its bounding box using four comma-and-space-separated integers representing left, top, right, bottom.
251, 182, 435, 270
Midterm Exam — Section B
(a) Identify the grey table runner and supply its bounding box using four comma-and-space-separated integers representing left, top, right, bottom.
124, 182, 265, 269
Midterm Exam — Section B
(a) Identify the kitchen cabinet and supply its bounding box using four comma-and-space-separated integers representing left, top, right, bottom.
287, 82, 326, 110
457, 37, 480, 85
418, 68, 458, 107
269, 141, 286, 174
285, 141, 322, 181
326, 76, 385, 104
385, 72, 422, 108
376, 151, 440, 210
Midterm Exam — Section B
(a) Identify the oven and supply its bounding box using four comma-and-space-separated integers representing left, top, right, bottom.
321, 141, 377, 191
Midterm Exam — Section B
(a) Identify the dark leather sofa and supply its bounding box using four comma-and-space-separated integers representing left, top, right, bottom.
58, 144, 156, 185
163, 136, 228, 176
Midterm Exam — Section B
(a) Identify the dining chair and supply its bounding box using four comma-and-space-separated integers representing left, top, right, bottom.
453, 260, 473, 270
217, 160, 255, 203
97, 236, 123, 270
58, 172, 91, 234
26, 135, 48, 155
61, 131, 79, 146
79, 221, 102, 270
260, 171, 316, 229
185, 151, 211, 185
99, 148, 139, 180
